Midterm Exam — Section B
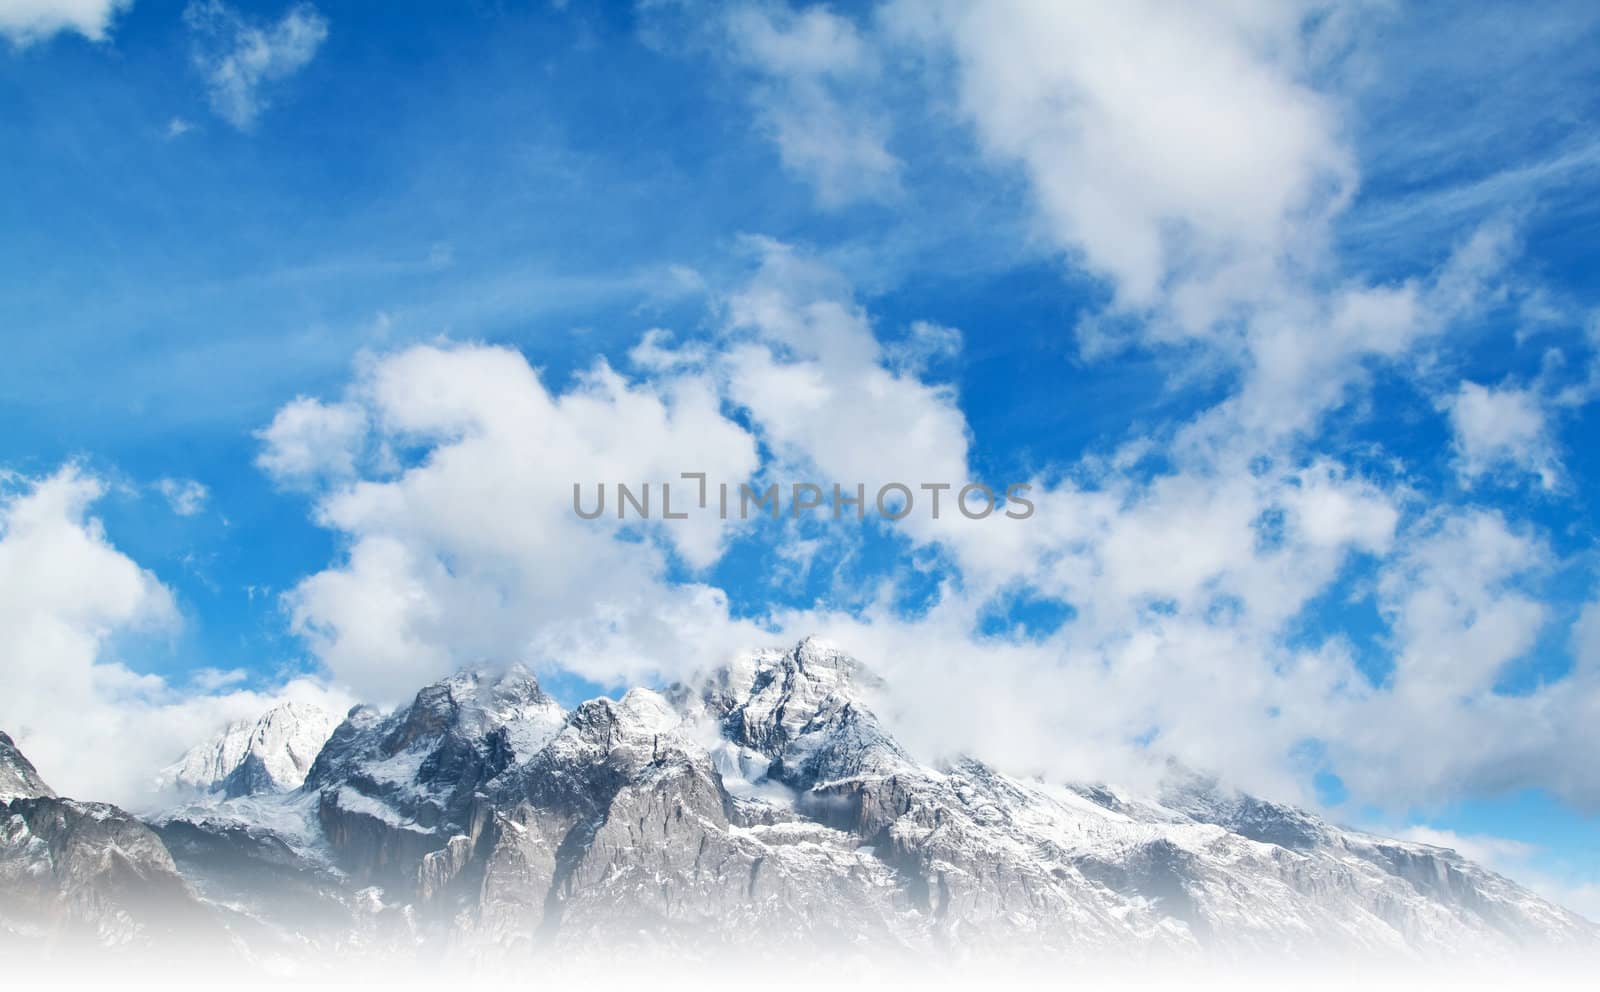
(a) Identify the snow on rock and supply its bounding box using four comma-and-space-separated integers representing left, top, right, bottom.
0, 731, 55, 802
158, 701, 341, 798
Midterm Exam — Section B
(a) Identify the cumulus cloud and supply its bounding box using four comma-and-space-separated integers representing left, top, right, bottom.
255, 246, 1600, 814
200, 2, 1600, 844
255, 394, 368, 488
726, 4, 901, 205
184, 0, 328, 131
0, 465, 348, 806
0, 0, 130, 46
889, 0, 1352, 313
721, 239, 969, 498
1447, 380, 1562, 489
262, 342, 764, 699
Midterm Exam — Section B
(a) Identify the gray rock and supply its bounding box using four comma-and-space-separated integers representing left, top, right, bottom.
0, 732, 221, 957
0, 731, 55, 803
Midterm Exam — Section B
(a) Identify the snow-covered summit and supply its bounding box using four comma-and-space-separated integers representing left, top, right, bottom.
158, 700, 341, 798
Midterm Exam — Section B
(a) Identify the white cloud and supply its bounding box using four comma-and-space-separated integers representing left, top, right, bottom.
1214, 220, 1518, 442
184, 0, 328, 131
874, 2, 1530, 453
252, 243, 1600, 815
726, 4, 901, 205
890, 0, 1352, 313
1574, 599, 1600, 673
187, 666, 247, 691
0, 464, 349, 806
0, 0, 130, 46
721, 239, 970, 499
155, 477, 210, 516
1300, 509, 1600, 807
267, 341, 765, 699
1379, 511, 1546, 697
255, 394, 368, 488
1397, 826, 1536, 868
1447, 380, 1562, 489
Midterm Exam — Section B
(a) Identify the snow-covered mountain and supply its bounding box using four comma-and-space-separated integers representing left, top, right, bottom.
1, 731, 216, 953
134, 639, 1596, 965
157, 701, 340, 798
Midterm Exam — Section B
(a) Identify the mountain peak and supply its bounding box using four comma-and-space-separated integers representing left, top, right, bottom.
701, 638, 880, 717
692, 639, 908, 791
159, 700, 341, 798
387, 664, 561, 755
0, 730, 56, 802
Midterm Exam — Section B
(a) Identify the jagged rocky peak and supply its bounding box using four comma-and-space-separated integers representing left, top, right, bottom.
304, 664, 571, 885
513, 688, 691, 791
388, 664, 563, 753
700, 637, 878, 733
570, 686, 682, 740
308, 664, 566, 786
691, 638, 910, 790
0, 730, 56, 802
159, 700, 342, 798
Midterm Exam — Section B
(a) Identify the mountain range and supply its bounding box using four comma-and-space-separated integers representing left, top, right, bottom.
2, 638, 1595, 970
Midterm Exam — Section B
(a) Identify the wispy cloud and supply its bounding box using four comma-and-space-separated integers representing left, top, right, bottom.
725, 4, 902, 206
184, 0, 328, 131
154, 477, 210, 517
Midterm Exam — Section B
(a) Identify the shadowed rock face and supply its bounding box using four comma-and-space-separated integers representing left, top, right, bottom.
0, 731, 221, 956
120, 642, 1600, 963
299, 666, 567, 891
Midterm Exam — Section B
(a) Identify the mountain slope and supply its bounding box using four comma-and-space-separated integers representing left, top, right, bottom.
1, 731, 55, 803
143, 641, 1598, 963
0, 730, 219, 954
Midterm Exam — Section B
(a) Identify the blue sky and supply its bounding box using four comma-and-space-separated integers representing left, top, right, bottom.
1, 1, 1598, 914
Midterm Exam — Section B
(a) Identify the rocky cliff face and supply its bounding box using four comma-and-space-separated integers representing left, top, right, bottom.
40, 640, 1600, 965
